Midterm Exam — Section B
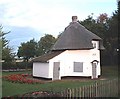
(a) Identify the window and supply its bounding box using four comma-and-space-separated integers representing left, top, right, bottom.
92, 41, 99, 49
74, 62, 83, 72
93, 42, 96, 48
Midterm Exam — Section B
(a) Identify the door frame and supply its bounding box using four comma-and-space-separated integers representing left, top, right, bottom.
53, 62, 60, 80
91, 60, 99, 79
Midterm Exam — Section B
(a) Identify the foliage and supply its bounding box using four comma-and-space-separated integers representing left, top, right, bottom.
15, 4, 118, 66
2, 62, 32, 70
79, 10, 118, 65
3, 74, 43, 84
0, 31, 9, 49
37, 34, 56, 56
17, 39, 38, 61
79, 13, 108, 39
2, 66, 118, 97
0, 4, 118, 66
0, 25, 15, 62
2, 47, 15, 62
21, 91, 62, 97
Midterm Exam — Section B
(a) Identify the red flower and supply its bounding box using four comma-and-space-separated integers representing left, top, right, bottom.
3, 74, 43, 84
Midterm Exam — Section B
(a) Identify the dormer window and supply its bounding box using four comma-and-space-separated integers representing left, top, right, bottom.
92, 41, 99, 49
93, 42, 96, 48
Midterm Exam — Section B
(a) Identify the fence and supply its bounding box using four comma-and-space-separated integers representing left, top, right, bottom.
61, 79, 118, 98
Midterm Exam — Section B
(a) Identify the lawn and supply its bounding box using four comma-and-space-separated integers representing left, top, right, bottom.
2, 66, 118, 97
101, 66, 118, 78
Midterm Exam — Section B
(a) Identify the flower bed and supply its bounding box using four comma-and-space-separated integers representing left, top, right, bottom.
21, 91, 62, 97
3, 74, 44, 84
2, 91, 63, 98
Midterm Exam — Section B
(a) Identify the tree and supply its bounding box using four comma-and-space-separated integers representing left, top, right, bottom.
37, 34, 56, 55
0, 25, 14, 62
79, 11, 118, 66
97, 13, 108, 23
79, 13, 108, 39
17, 39, 38, 61
104, 10, 118, 65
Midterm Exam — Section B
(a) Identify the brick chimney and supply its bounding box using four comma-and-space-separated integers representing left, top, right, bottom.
72, 16, 78, 22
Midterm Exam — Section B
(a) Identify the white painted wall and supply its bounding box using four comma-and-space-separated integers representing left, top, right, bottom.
33, 62, 49, 78
33, 40, 101, 79
49, 40, 100, 79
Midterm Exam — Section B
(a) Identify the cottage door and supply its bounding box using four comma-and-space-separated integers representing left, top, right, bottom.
53, 62, 60, 80
92, 62, 97, 79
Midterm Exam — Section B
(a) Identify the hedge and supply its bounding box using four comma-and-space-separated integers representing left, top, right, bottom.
2, 62, 32, 70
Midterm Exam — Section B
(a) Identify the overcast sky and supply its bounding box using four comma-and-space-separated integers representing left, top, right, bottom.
0, 0, 117, 52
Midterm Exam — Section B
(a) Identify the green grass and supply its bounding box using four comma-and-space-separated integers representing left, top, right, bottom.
101, 66, 118, 78
2, 77, 99, 97
2, 66, 118, 97
2, 79, 97, 97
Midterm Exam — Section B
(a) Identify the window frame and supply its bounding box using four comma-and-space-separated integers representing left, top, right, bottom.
73, 62, 83, 72
92, 41, 99, 49
93, 42, 96, 48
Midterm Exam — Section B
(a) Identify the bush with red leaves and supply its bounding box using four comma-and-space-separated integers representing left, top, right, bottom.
3, 74, 44, 84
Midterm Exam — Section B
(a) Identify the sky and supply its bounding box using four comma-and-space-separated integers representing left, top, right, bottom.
0, 0, 118, 53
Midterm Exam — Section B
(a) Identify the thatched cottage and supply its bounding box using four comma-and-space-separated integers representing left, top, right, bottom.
32, 16, 104, 80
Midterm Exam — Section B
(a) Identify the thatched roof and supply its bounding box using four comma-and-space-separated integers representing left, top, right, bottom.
51, 21, 104, 51
32, 51, 63, 62
32, 16, 105, 63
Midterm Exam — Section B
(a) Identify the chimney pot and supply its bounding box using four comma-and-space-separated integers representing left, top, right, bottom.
72, 16, 78, 22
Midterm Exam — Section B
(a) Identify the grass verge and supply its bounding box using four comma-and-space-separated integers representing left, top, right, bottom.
2, 66, 118, 97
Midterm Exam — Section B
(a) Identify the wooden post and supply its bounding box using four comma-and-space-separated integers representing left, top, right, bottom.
78, 87, 79, 98
68, 88, 70, 98
97, 82, 99, 97
87, 85, 89, 97
116, 79, 118, 96
72, 88, 74, 98
91, 85, 93, 97
103, 81, 105, 97
101, 82, 104, 97
69, 88, 71, 98
74, 88, 76, 98
79, 87, 81, 98
84, 86, 86, 97
108, 80, 110, 97
82, 86, 84, 97
95, 82, 98, 97
102, 82, 104, 97
94, 84, 95, 97
89, 85, 91, 98
77, 87, 79, 98
75, 88, 78, 98
67, 88, 69, 98
99, 81, 102, 97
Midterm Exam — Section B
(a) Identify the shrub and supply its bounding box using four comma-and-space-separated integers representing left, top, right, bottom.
3, 74, 44, 84
2, 62, 32, 70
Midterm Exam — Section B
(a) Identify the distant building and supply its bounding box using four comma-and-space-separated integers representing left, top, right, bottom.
32, 16, 104, 80
0, 59, 5, 62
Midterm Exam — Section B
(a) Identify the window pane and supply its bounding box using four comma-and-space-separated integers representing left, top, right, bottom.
74, 62, 83, 72
93, 43, 96, 48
